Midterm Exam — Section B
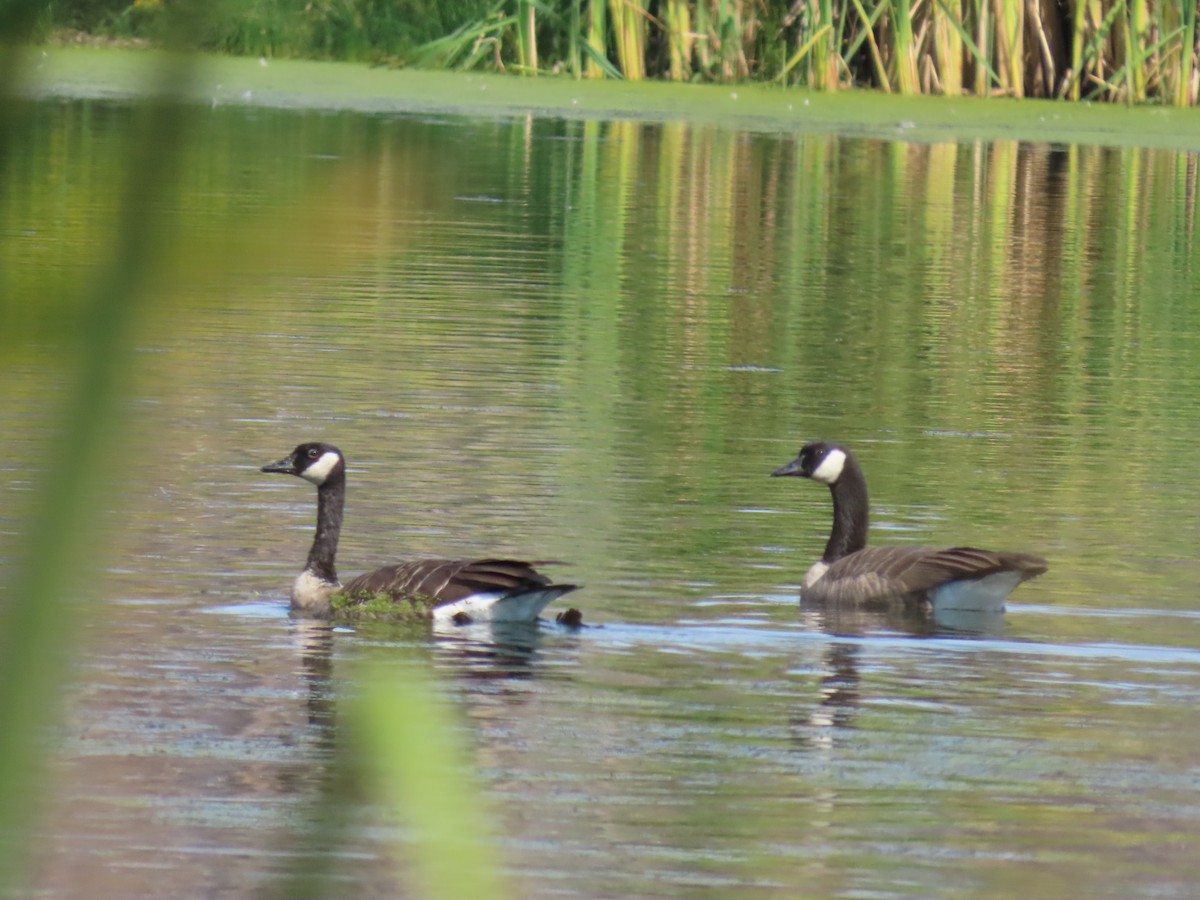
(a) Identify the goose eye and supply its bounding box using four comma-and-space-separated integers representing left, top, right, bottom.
307, 447, 320, 459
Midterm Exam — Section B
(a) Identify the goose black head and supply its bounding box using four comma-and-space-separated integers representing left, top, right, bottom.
262, 442, 345, 486
771, 441, 849, 485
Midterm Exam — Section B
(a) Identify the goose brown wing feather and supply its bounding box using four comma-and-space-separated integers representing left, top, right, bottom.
903, 547, 1048, 588
811, 546, 1047, 604
343, 558, 561, 606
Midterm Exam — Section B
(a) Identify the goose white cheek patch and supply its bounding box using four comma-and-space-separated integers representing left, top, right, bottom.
301, 451, 342, 485
810, 448, 846, 485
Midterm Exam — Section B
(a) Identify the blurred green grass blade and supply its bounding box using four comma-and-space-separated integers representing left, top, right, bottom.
0, 77, 194, 897
351, 661, 511, 900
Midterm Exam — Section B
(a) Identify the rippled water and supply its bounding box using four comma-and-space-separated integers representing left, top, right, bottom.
7, 99, 1200, 898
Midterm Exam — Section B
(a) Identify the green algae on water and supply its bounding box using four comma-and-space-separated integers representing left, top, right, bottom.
330, 590, 440, 622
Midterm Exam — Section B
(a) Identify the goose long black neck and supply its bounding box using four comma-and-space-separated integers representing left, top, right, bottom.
307, 473, 344, 583
823, 455, 869, 563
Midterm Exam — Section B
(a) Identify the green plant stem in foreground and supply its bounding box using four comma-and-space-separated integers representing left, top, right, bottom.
0, 54, 193, 891
350, 663, 511, 900
267, 658, 512, 900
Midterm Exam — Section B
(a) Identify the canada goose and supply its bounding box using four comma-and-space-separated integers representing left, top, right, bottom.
771, 441, 1046, 612
261, 442, 578, 623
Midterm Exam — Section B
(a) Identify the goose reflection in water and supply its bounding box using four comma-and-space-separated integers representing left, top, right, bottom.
790, 595, 1007, 753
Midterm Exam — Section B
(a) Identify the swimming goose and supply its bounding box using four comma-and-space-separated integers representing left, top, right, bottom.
771, 441, 1046, 612
262, 442, 578, 622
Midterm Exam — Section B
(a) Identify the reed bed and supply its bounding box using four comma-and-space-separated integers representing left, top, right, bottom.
61, 0, 1200, 105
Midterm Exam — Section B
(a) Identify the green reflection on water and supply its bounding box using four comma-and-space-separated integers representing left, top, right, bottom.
7, 102, 1200, 610
6, 96, 1200, 899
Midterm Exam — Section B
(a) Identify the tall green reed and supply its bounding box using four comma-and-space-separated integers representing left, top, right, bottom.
932, 0, 964, 97
609, 0, 646, 80
666, 0, 693, 81
516, 0, 537, 74
994, 0, 1024, 97
1170, 1, 1197, 106
889, 0, 919, 94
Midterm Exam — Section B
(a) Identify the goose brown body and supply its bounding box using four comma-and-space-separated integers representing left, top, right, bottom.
802, 545, 1048, 607
772, 441, 1046, 612
262, 442, 577, 622
343, 558, 563, 609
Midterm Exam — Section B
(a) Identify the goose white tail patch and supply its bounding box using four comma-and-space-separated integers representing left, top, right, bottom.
432, 589, 564, 624
931, 571, 1023, 613
810, 448, 846, 485
301, 451, 342, 485
432, 592, 506, 623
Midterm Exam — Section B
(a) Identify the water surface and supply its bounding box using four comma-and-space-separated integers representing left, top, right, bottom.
6, 99, 1200, 898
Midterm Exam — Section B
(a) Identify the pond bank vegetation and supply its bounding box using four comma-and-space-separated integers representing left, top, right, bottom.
34, 0, 1200, 106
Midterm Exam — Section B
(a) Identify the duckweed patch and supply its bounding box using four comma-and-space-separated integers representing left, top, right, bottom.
330, 590, 439, 622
